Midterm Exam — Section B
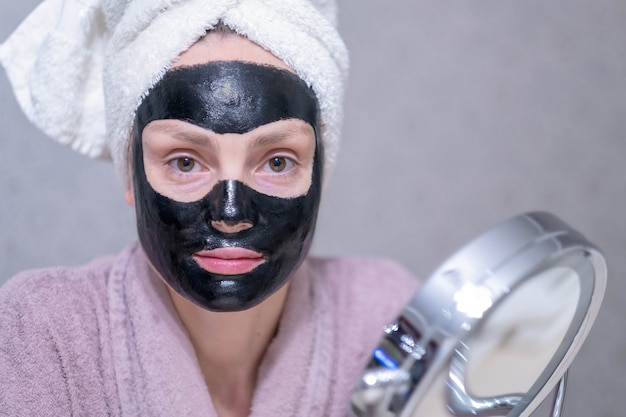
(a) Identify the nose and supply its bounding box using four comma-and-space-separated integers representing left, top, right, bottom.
208, 180, 256, 234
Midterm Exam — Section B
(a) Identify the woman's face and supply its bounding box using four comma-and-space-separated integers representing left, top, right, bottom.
128, 33, 322, 312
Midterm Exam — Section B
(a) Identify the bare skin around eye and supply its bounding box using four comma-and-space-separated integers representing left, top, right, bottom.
141, 118, 316, 202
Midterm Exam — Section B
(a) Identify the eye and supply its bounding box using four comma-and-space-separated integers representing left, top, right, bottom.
267, 156, 289, 172
171, 157, 198, 173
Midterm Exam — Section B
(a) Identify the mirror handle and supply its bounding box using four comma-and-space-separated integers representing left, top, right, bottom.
550, 372, 568, 417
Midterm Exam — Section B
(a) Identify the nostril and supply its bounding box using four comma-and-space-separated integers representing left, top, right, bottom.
211, 220, 253, 234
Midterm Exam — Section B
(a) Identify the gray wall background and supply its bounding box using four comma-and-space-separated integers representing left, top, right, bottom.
1, 1, 624, 416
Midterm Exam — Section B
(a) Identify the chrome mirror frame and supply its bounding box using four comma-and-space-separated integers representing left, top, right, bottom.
350, 212, 607, 417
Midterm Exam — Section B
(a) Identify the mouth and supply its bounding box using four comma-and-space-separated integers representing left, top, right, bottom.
192, 247, 266, 275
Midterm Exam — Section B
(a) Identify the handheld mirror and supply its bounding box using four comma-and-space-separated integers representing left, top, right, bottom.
350, 212, 606, 417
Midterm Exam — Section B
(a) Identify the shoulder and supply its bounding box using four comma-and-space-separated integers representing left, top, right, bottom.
0, 243, 143, 311
0, 249, 133, 414
307, 256, 420, 337
0, 252, 121, 353
308, 256, 420, 312
0, 253, 116, 319
0, 245, 144, 343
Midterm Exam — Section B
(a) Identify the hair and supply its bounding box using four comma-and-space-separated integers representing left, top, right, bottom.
207, 21, 239, 37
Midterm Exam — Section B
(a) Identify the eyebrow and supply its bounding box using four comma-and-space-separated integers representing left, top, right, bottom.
247, 125, 313, 150
149, 122, 217, 150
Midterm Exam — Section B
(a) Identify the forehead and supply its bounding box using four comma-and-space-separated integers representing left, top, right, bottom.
172, 32, 293, 73
136, 61, 319, 135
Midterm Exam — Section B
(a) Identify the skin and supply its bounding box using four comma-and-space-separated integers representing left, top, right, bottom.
142, 118, 315, 203
125, 32, 317, 417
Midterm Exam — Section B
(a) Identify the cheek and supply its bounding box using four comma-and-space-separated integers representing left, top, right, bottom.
251, 166, 313, 198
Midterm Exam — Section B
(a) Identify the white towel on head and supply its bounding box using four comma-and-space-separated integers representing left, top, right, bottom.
0, 0, 349, 182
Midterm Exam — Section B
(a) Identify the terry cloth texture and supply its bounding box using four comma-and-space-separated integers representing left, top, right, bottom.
0, 0, 349, 182
0, 244, 419, 416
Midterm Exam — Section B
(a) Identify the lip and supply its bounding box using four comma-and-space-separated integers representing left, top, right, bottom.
192, 247, 265, 275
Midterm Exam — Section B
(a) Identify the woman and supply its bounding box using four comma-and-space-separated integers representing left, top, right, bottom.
0, 1, 419, 415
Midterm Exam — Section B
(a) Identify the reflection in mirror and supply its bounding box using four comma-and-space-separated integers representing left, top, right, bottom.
462, 267, 579, 399
411, 267, 580, 417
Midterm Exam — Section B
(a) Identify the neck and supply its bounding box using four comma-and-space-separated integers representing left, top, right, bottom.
167, 279, 291, 417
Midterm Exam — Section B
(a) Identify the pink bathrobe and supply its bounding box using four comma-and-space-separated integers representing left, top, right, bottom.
0, 243, 419, 416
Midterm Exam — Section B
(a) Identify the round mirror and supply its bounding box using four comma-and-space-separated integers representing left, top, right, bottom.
350, 212, 606, 417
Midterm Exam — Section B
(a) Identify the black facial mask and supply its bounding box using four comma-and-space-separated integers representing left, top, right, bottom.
132, 62, 322, 312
